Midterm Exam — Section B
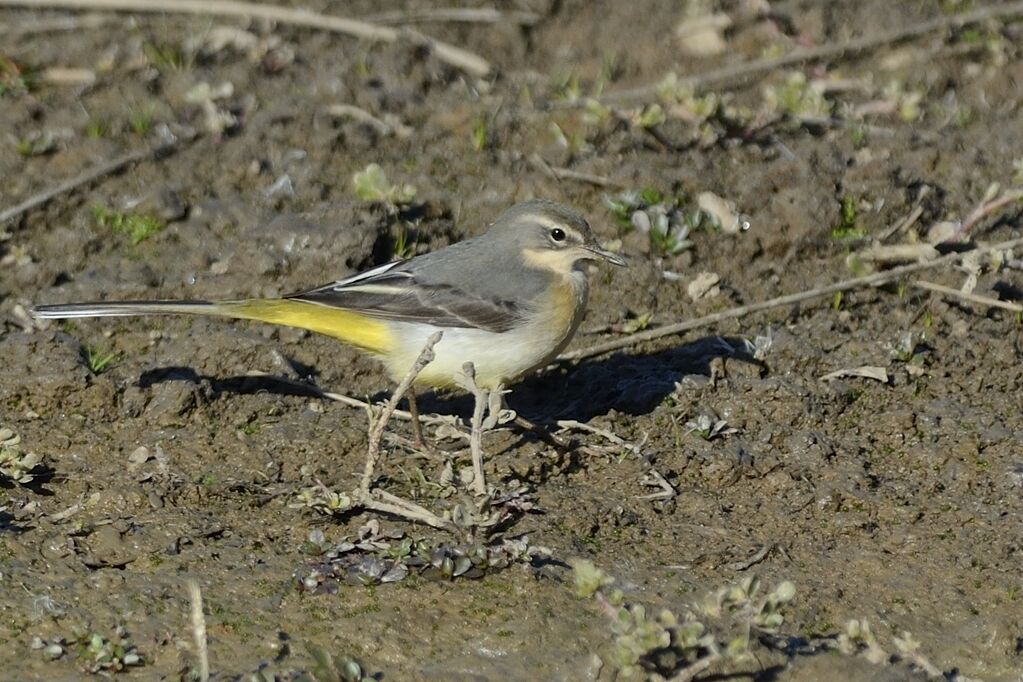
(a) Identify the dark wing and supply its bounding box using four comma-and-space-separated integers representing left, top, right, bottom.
285, 261, 523, 333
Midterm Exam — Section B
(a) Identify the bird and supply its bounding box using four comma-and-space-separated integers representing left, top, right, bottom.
32, 199, 626, 396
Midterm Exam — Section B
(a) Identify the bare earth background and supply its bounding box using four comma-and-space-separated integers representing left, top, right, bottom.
2, 0, 1023, 680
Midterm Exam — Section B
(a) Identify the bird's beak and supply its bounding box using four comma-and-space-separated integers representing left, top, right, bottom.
585, 244, 627, 266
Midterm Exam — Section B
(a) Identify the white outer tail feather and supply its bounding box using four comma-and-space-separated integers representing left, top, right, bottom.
31, 301, 219, 320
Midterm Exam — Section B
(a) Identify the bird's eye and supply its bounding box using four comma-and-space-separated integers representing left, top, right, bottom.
550, 228, 566, 242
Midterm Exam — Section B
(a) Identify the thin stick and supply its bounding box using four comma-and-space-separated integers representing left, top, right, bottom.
877, 203, 925, 242
513, 415, 575, 452
913, 280, 1023, 313
324, 104, 411, 138
559, 420, 674, 500
529, 154, 623, 188
0, 137, 182, 224
558, 237, 1023, 363
362, 490, 454, 531
360, 331, 442, 496
456, 363, 489, 497
0, 0, 491, 77
241, 370, 456, 426
670, 653, 722, 682
593, 1, 1023, 104
3, 12, 117, 35
955, 192, 1023, 239
186, 580, 209, 682
362, 7, 540, 26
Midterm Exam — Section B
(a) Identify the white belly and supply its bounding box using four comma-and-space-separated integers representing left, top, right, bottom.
381, 273, 587, 389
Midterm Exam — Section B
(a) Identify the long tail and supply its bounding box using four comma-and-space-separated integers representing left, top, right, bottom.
32, 300, 222, 319
31, 299, 392, 353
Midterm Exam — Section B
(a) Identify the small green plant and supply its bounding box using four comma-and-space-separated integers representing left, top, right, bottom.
606, 188, 721, 256
15, 131, 56, 157
142, 40, 184, 72
572, 561, 796, 679
548, 121, 592, 155
85, 117, 110, 139
0, 54, 38, 97
633, 103, 666, 129
551, 70, 583, 101
0, 427, 43, 485
763, 72, 832, 120
471, 114, 490, 151
293, 484, 355, 516
572, 559, 615, 598
830, 196, 866, 240
91, 204, 165, 245
304, 643, 374, 682
65, 625, 143, 674
127, 106, 153, 136
82, 344, 119, 374
620, 312, 653, 335
392, 225, 417, 259
1012, 158, 1023, 186
352, 163, 417, 205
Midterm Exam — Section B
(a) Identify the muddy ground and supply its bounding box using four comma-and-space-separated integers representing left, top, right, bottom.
2, 0, 1023, 680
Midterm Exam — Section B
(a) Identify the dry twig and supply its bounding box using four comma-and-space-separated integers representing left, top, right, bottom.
594, 1, 1023, 103
558, 420, 675, 501
953, 190, 1023, 240
558, 237, 1023, 363
0, 0, 491, 76
913, 280, 1023, 313
186, 580, 210, 682
240, 370, 457, 427
1, 12, 117, 35
360, 331, 442, 497
363, 7, 540, 26
324, 104, 411, 138
0, 134, 185, 224
529, 154, 624, 188
354, 332, 455, 531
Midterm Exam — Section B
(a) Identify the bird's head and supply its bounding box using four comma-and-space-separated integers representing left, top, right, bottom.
486, 199, 627, 274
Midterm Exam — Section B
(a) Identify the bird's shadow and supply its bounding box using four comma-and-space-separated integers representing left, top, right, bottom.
138, 335, 762, 424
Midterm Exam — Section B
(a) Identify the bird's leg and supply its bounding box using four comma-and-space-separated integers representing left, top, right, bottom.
405, 388, 428, 450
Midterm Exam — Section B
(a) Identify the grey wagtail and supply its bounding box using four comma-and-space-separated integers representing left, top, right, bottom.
32, 200, 626, 393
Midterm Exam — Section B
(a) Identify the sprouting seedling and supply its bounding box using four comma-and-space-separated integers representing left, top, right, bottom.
685, 414, 736, 441
763, 71, 832, 121
572, 560, 798, 680
70, 626, 143, 673
889, 331, 928, 365
0, 427, 42, 485
127, 106, 153, 136
830, 196, 866, 240
82, 345, 119, 374
292, 482, 354, 516
15, 131, 56, 157
605, 187, 723, 255
392, 225, 417, 260
305, 643, 374, 682
471, 114, 490, 151
91, 204, 165, 245
352, 163, 417, 206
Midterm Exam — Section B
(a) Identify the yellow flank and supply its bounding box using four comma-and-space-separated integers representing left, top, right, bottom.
221, 299, 393, 354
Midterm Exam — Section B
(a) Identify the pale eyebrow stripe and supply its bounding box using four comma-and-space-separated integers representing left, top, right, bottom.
511, 214, 581, 235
